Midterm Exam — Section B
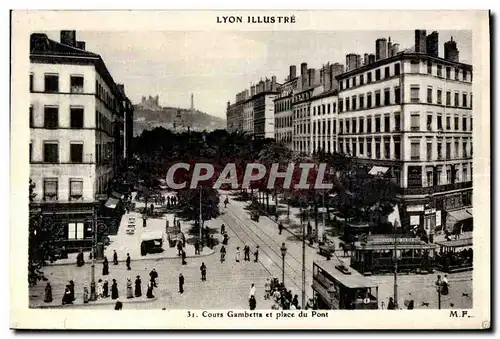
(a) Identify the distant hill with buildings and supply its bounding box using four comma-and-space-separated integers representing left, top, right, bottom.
133, 105, 226, 136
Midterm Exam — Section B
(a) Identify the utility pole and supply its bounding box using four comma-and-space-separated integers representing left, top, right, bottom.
199, 187, 203, 251
302, 204, 306, 309
393, 221, 399, 309
89, 207, 97, 301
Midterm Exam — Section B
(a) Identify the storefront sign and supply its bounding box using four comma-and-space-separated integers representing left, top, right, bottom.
436, 210, 442, 227
410, 215, 420, 226
425, 208, 436, 215
407, 205, 424, 212
407, 166, 422, 187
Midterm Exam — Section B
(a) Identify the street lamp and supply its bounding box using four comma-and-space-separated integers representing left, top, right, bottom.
280, 242, 287, 285
435, 275, 442, 309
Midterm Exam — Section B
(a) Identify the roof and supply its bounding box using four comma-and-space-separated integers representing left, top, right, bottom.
30, 33, 99, 58
314, 260, 376, 289
436, 237, 473, 248
311, 89, 339, 100
447, 209, 473, 222
141, 231, 164, 241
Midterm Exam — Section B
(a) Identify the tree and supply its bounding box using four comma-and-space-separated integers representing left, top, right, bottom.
177, 186, 220, 230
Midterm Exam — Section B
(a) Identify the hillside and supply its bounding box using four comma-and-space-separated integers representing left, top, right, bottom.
133, 106, 226, 136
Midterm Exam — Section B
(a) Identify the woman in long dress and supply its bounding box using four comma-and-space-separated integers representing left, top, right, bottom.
235, 247, 240, 262
83, 285, 89, 303
103, 280, 109, 298
135, 276, 142, 297
111, 279, 119, 300
44, 282, 52, 303
102, 257, 109, 276
97, 279, 103, 299
146, 281, 154, 299
126, 278, 134, 299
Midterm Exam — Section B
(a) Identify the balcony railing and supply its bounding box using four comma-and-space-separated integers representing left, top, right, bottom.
397, 181, 472, 196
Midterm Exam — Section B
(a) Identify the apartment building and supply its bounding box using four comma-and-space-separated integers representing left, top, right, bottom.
29, 31, 133, 249
310, 90, 338, 154
242, 96, 254, 135
335, 50, 473, 237
274, 66, 299, 148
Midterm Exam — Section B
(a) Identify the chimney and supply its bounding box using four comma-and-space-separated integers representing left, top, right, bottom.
251, 85, 256, 96
368, 54, 376, 64
76, 41, 86, 50
227, 101, 230, 108
271, 76, 277, 92
388, 37, 393, 57
364, 53, 369, 65
301, 62, 308, 88
60, 30, 76, 47
392, 44, 400, 55
323, 64, 331, 91
265, 78, 271, 91
289, 65, 297, 80
308, 69, 317, 87
330, 63, 345, 91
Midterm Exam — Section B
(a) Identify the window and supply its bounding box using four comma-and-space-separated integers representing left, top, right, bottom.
384, 66, 390, 78
70, 75, 84, 93
462, 117, 467, 131
446, 116, 451, 130
427, 61, 432, 74
313, 121, 316, 134
463, 141, 467, 157
339, 120, 344, 134
437, 89, 442, 104
352, 119, 357, 134
455, 68, 459, 80
446, 67, 451, 79
339, 81, 343, 90
437, 141, 443, 160
426, 114, 433, 131
375, 69, 381, 81
454, 116, 459, 131
463, 69, 467, 81
427, 142, 432, 161
70, 143, 83, 163
470, 94, 473, 108
394, 114, 401, 131
437, 64, 443, 77
44, 74, 59, 92
446, 142, 451, 160
322, 104, 326, 115
437, 115, 443, 130
394, 63, 401, 76
367, 140, 372, 157
462, 93, 467, 107
384, 138, 390, 159
359, 118, 364, 133
375, 141, 381, 159
345, 79, 350, 89
345, 98, 350, 111
384, 116, 390, 132
410, 86, 420, 103
375, 116, 381, 132
375, 92, 381, 106
427, 88, 433, 104
470, 118, 473, 131
359, 141, 364, 155
411, 141, 420, 160
360, 74, 364, 85
68, 222, 85, 240
455, 141, 459, 158
352, 140, 357, 156
394, 139, 401, 160
322, 121, 326, 134
367, 72, 372, 83
333, 103, 337, 113
43, 178, 58, 201
70, 107, 84, 129
313, 107, 316, 115
411, 61, 419, 73
346, 120, 350, 133
359, 95, 364, 109
384, 88, 390, 105
44, 106, 58, 129
394, 87, 401, 104
339, 99, 344, 113
352, 96, 357, 110
30, 73, 34, 92
367, 93, 372, 108
352, 77, 356, 87
69, 179, 83, 200
367, 117, 372, 133
29, 106, 34, 128
446, 91, 451, 106
327, 104, 331, 114
327, 120, 331, 135
411, 114, 420, 131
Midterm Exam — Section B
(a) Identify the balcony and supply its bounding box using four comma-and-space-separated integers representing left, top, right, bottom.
397, 181, 472, 196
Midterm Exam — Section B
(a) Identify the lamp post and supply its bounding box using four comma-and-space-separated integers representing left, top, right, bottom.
280, 242, 287, 285
393, 220, 399, 310
435, 275, 442, 309
89, 207, 97, 301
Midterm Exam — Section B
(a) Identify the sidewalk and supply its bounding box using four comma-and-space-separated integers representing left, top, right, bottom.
31, 294, 158, 309
47, 191, 215, 266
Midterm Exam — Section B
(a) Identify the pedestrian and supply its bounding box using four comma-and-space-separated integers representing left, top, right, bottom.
307, 222, 312, 237
264, 278, 271, 300
220, 245, 226, 263
254, 246, 259, 263
44, 282, 52, 303
224, 197, 229, 208
441, 275, 449, 295
407, 293, 414, 310
209, 235, 215, 249
292, 295, 299, 309
200, 262, 207, 281
76, 249, 85, 267
177, 220, 181, 228
102, 256, 109, 275
177, 241, 183, 256
146, 281, 154, 298
305, 298, 314, 310
113, 250, 118, 265
111, 279, 119, 300
181, 250, 187, 265
114, 300, 123, 310
83, 285, 89, 304
135, 276, 142, 297
126, 253, 131, 271
278, 222, 283, 235
69, 280, 75, 301
166, 219, 169, 230
235, 247, 240, 262
150, 268, 158, 287
103, 279, 109, 298
178, 273, 184, 294
126, 278, 134, 299
97, 279, 103, 298
194, 240, 200, 255
182, 233, 186, 248
62, 285, 72, 305
387, 297, 396, 310
222, 233, 229, 245
249, 283, 256, 299
249, 295, 257, 310
244, 245, 250, 261
221, 224, 225, 235
143, 215, 147, 228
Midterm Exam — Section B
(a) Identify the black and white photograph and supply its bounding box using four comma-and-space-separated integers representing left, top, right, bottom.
10, 10, 490, 330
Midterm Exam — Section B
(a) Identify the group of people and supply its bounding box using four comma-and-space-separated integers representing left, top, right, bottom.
234, 244, 259, 263
264, 278, 302, 310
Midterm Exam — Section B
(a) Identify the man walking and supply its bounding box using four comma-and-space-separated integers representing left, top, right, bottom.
181, 250, 187, 265
194, 240, 200, 255
149, 268, 158, 288
254, 246, 259, 263
113, 250, 118, 265
278, 221, 283, 235
178, 273, 184, 294
126, 253, 131, 271
244, 245, 250, 261
200, 262, 207, 281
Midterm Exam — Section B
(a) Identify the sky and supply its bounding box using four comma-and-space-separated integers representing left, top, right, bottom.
44, 30, 472, 119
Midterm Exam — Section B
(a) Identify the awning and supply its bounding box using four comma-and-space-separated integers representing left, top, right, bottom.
368, 166, 389, 175
105, 197, 119, 209
447, 209, 473, 222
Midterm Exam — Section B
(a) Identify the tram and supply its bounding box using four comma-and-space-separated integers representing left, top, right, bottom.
435, 237, 473, 273
312, 260, 379, 310
350, 235, 437, 275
